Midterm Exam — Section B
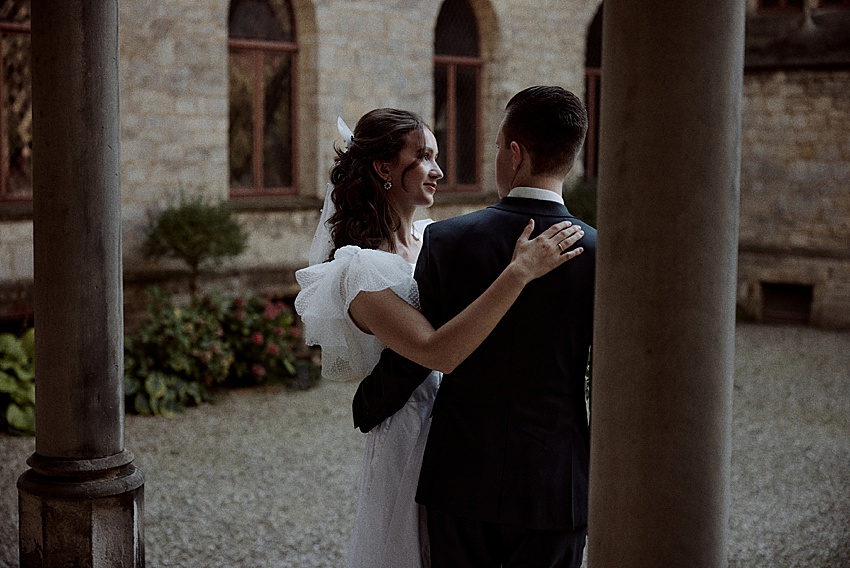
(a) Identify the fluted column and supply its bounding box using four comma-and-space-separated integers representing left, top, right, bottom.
18, 1, 144, 566
588, 1, 744, 566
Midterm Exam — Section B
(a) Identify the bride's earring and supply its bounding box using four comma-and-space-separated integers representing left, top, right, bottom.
383, 180, 392, 191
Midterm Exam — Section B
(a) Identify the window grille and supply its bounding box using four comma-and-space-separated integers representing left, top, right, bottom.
0, 0, 31, 202
434, 0, 481, 192
228, 0, 297, 197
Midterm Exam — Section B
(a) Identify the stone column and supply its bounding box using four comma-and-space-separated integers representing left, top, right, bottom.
18, 1, 144, 566
587, 1, 744, 567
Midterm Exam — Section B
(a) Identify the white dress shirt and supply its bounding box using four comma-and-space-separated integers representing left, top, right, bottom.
506, 186, 564, 204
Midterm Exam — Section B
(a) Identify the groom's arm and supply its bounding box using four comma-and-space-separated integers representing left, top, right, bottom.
352, 349, 432, 433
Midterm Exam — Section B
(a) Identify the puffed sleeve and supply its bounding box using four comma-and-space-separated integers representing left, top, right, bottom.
294, 246, 418, 382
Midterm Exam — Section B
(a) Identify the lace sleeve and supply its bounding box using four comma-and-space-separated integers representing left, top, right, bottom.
294, 246, 418, 381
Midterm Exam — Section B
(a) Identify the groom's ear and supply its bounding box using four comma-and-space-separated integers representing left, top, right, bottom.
510, 140, 524, 171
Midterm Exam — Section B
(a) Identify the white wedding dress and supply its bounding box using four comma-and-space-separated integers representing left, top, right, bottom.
294, 220, 440, 568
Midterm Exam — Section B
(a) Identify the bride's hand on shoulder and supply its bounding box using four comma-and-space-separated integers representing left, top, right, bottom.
509, 219, 584, 283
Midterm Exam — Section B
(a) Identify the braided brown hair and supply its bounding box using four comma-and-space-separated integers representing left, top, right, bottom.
327, 108, 427, 260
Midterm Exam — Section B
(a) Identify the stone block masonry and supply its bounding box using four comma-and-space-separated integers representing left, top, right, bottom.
738, 69, 850, 327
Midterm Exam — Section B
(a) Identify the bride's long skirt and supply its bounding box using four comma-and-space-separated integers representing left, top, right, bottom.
344, 371, 441, 568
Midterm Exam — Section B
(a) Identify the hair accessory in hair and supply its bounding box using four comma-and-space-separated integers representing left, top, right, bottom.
337, 117, 354, 149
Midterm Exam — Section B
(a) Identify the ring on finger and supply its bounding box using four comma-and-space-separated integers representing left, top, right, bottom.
557, 241, 565, 252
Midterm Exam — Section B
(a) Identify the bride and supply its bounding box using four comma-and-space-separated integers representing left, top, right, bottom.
294, 109, 584, 568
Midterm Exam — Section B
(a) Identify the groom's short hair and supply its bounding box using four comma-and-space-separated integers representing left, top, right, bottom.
503, 86, 588, 177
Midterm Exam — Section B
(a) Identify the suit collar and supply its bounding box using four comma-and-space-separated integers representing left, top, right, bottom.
490, 196, 572, 218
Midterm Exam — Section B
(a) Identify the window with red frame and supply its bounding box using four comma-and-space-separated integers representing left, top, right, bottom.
758, 0, 804, 10
584, 5, 603, 180
0, 0, 32, 202
228, 0, 297, 197
434, 0, 481, 193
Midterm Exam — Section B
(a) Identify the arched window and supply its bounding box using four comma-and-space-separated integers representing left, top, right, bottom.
228, 0, 297, 196
434, 0, 481, 193
0, 0, 32, 202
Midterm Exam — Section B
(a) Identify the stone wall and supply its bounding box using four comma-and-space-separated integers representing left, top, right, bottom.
0, 222, 33, 322
119, 0, 230, 270
2, 0, 848, 328
738, 69, 850, 327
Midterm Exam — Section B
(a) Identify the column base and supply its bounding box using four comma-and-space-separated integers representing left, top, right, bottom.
17, 450, 145, 568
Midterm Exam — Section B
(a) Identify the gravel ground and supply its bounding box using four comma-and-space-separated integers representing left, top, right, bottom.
1, 322, 848, 567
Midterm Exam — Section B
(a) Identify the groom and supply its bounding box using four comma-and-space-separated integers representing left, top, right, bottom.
354, 86, 596, 567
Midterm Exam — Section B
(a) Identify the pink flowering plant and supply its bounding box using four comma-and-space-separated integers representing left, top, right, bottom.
220, 294, 303, 387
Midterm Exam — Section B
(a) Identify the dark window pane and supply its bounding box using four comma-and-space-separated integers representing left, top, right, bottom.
0, 0, 29, 23
435, 0, 479, 57
229, 0, 293, 42
434, 0, 480, 191
585, 5, 603, 68
433, 64, 449, 179
761, 282, 813, 324
455, 66, 477, 184
2, 29, 32, 198
760, 0, 780, 7
229, 51, 254, 189
583, 72, 601, 179
263, 53, 292, 188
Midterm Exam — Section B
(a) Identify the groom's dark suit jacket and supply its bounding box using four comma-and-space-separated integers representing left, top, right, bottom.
353, 196, 596, 531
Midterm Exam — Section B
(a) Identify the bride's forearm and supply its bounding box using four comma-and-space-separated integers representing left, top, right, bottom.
418, 263, 528, 372
348, 264, 529, 373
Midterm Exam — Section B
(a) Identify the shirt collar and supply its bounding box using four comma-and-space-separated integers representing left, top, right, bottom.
506, 186, 564, 205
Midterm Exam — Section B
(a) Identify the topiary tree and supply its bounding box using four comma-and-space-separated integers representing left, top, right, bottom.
143, 194, 249, 297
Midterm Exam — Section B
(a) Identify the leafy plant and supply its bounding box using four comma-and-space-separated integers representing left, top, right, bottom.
124, 287, 320, 417
0, 328, 36, 436
143, 194, 249, 297
124, 287, 232, 417
563, 177, 597, 228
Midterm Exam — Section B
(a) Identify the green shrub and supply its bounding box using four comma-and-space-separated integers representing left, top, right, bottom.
124, 287, 320, 417
563, 177, 597, 228
0, 328, 36, 436
124, 288, 232, 417
143, 194, 249, 297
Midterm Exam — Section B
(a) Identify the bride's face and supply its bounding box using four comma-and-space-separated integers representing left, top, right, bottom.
386, 128, 443, 211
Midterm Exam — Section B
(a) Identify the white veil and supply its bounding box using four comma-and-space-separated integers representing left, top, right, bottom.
307, 183, 335, 266
307, 118, 355, 266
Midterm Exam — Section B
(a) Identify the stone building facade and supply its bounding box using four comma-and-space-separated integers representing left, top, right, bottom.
737, 0, 850, 327
0, 0, 848, 328
114, 0, 596, 297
